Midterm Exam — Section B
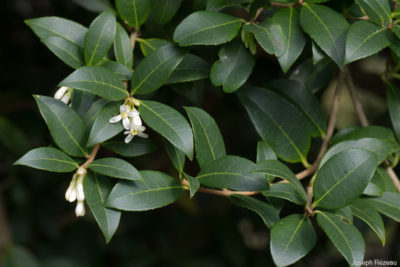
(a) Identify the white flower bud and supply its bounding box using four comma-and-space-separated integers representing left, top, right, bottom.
54, 86, 68, 99
76, 179, 85, 201
75, 201, 85, 217
68, 187, 77, 202
77, 167, 87, 176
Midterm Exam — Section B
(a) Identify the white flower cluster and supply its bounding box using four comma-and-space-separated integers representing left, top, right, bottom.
65, 167, 87, 217
54, 86, 73, 104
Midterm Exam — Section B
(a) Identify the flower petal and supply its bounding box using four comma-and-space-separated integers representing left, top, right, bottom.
138, 132, 149, 138
128, 110, 139, 117
132, 115, 142, 126
125, 133, 134, 143
75, 201, 85, 217
54, 86, 68, 99
122, 117, 131, 130
109, 115, 122, 123
120, 105, 129, 113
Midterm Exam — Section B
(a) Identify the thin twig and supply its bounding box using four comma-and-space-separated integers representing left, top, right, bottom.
181, 179, 259, 196
80, 144, 101, 169
130, 31, 138, 52
346, 70, 369, 127
271, 2, 295, 7
252, 7, 264, 22
385, 167, 400, 192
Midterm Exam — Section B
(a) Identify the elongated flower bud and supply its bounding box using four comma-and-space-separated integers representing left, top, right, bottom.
75, 201, 85, 217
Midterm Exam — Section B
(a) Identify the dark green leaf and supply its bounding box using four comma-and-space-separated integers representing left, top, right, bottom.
115, 0, 150, 29
88, 157, 142, 180
100, 61, 132, 80
329, 206, 353, 223
331, 125, 399, 145
164, 138, 185, 173
230, 195, 280, 229
42, 36, 84, 69
270, 214, 316, 266
312, 41, 325, 64
71, 90, 95, 116
206, 0, 250, 11
114, 23, 133, 69
103, 137, 156, 157
0, 117, 29, 155
186, 175, 200, 198
363, 167, 386, 196
356, 0, 391, 27
72, 0, 113, 13
1, 245, 40, 267
82, 99, 109, 131
106, 170, 183, 211
15, 147, 78, 172
167, 54, 210, 84
387, 84, 400, 142
138, 38, 171, 56
34, 95, 88, 157
151, 0, 183, 24
173, 11, 242, 46
256, 141, 277, 163
370, 192, 400, 222
197, 155, 269, 191
262, 183, 306, 205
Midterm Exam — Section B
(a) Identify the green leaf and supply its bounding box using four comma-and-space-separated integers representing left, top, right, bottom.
25, 16, 87, 47
103, 138, 156, 157
87, 102, 123, 147
345, 20, 394, 64
71, 90, 95, 116
131, 45, 186, 94
139, 100, 194, 159
173, 11, 242, 46
164, 138, 185, 173
313, 149, 377, 209
274, 7, 306, 72
300, 4, 349, 68
185, 107, 226, 168
210, 39, 255, 93
256, 141, 277, 163
350, 198, 385, 245
151, 0, 183, 24
312, 41, 325, 64
100, 61, 132, 80
238, 86, 311, 163
331, 125, 399, 145
253, 160, 308, 202
34, 95, 88, 157
206, 0, 250, 11
316, 211, 365, 267
370, 192, 400, 222
243, 19, 286, 57
329, 206, 353, 223
83, 172, 121, 243
84, 11, 116, 66
197, 155, 269, 191
363, 167, 386, 197
72, 0, 113, 13
387, 84, 400, 142
138, 38, 171, 56
262, 183, 306, 205
230, 195, 280, 229
1, 245, 40, 267
115, 0, 150, 29
106, 170, 183, 211
82, 99, 109, 131
356, 0, 391, 27
14, 147, 79, 172
42, 36, 84, 69
270, 214, 316, 267
114, 24, 133, 69
88, 157, 142, 181
167, 54, 210, 84
186, 174, 200, 198
59, 66, 128, 101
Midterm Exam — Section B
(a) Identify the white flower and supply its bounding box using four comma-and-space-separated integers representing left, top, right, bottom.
54, 86, 72, 104
75, 200, 85, 217
124, 123, 148, 143
109, 105, 138, 130
65, 167, 87, 217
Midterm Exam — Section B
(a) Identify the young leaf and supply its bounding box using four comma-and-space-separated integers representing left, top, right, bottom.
345, 20, 394, 64
42, 36, 84, 69
185, 107, 226, 168
238, 86, 311, 164
316, 211, 365, 267
84, 11, 116, 66
196, 155, 269, 191
273, 8, 306, 72
115, 0, 150, 29
163, 138, 185, 173
363, 167, 386, 197
151, 0, 183, 24
210, 39, 255, 93
387, 84, 400, 142
167, 54, 210, 84
356, 0, 391, 27
270, 214, 316, 267
139, 100, 194, 159
350, 198, 385, 245
131, 45, 186, 95
106, 170, 184, 211
103, 138, 156, 157
88, 157, 142, 181
114, 24, 133, 69
138, 38, 171, 56
262, 183, 306, 205
173, 11, 242, 46
34, 95, 88, 157
230, 195, 280, 229
59, 66, 128, 101
300, 4, 349, 68
186, 174, 200, 199
83, 172, 121, 243
313, 149, 377, 209
370, 192, 400, 222
15, 147, 79, 172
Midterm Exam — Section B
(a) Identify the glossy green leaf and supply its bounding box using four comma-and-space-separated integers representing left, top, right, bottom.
83, 172, 121, 243
300, 4, 349, 68
100, 61, 132, 80
106, 170, 183, 211
84, 11, 116, 66
316, 211, 365, 267
312, 41, 325, 64
151, 0, 183, 24
15, 147, 78, 172
206, 0, 250, 11
82, 99, 109, 131
25, 16, 87, 47
59, 66, 128, 101
210, 39, 255, 93
115, 0, 150, 29
313, 149, 377, 209
114, 24, 133, 69
139, 100, 193, 159
103, 138, 156, 157
72, 0, 113, 13
253, 160, 308, 201
138, 38, 171, 56
185, 107, 226, 168
131, 45, 186, 94
230, 195, 280, 229
88, 157, 142, 181
238, 86, 311, 163
34, 95, 88, 157
173, 11, 242, 46
345, 20, 393, 64
164, 138, 185, 173
270, 214, 316, 267
274, 8, 306, 72
356, 0, 391, 27
331, 125, 399, 145
330, 206, 353, 223
42, 36, 84, 69
363, 167, 386, 196
370, 192, 400, 222
197, 155, 269, 191
262, 183, 306, 205
186, 174, 200, 199
249, 0, 271, 17
167, 54, 210, 84
351, 198, 385, 245
71, 90, 95, 116
87, 102, 123, 147
256, 141, 277, 163
387, 84, 400, 142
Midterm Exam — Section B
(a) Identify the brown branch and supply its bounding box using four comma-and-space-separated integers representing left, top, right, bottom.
181, 179, 259, 196
80, 144, 101, 169
385, 167, 400, 192
345, 70, 369, 127
271, 2, 294, 8
252, 7, 264, 22
130, 31, 138, 52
